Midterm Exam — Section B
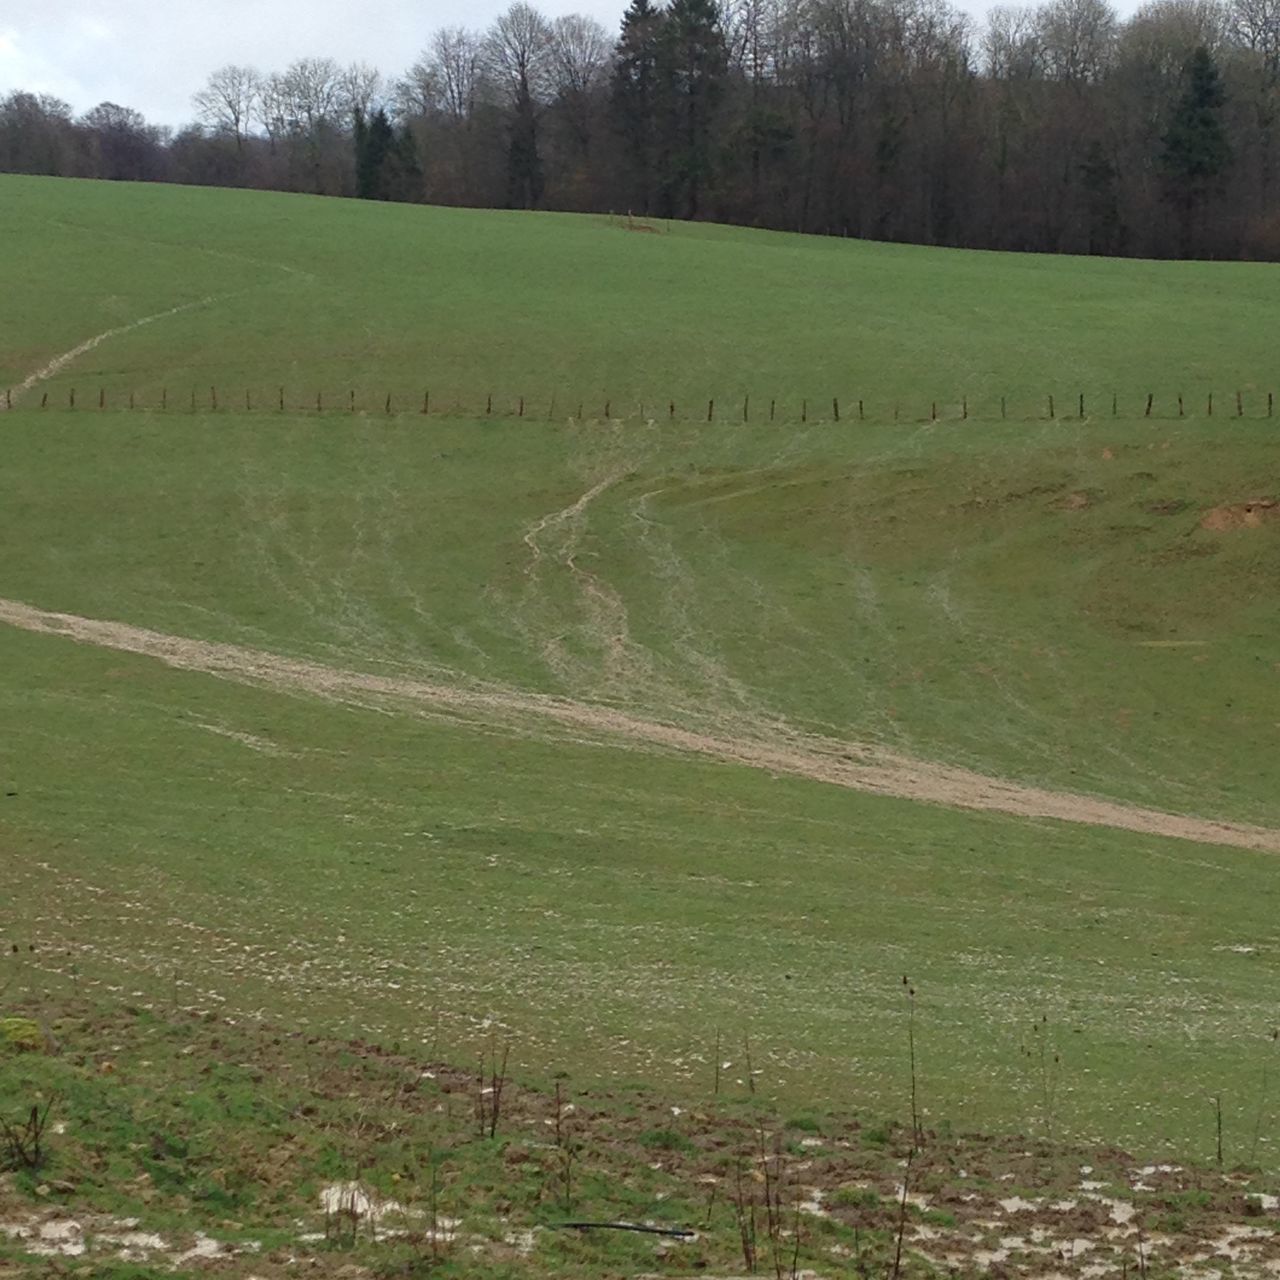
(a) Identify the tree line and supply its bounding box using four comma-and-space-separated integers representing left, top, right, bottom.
2, 0, 1278, 259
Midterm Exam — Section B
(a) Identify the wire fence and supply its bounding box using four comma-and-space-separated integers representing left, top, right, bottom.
5, 385, 1277, 423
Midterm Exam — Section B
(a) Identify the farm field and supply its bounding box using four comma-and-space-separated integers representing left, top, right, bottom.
1, 174, 1279, 1276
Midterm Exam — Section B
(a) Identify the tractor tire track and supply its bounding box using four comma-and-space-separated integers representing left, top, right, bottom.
1, 595, 1278, 854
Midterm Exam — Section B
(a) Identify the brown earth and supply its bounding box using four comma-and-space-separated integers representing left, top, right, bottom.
1201, 499, 1280, 531
2, 595, 1279, 854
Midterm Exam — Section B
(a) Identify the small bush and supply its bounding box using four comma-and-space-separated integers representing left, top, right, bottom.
0, 1017, 42, 1053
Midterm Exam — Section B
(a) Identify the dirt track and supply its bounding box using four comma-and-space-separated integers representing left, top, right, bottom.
3, 594, 1278, 853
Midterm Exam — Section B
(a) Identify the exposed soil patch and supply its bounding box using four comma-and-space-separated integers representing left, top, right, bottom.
1201, 498, 1280, 531
2, 594, 1278, 853
2, 997, 1279, 1278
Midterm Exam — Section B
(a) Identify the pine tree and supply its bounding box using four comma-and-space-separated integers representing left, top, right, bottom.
1161, 47, 1231, 256
658, 0, 727, 220
354, 107, 395, 200
611, 0, 665, 214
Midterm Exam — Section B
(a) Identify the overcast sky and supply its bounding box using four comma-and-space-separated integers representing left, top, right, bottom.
2, 0, 1149, 129
0, 0, 633, 127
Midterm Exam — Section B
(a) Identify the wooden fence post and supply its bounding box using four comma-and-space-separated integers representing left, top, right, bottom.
1208, 392, 1213, 416
801, 399, 807, 423
743, 396, 749, 423
1144, 393, 1153, 418
385, 393, 392, 414
770, 399, 776, 422
707, 399, 714, 422
859, 398, 864, 420
519, 396, 525, 417
99, 388, 105, 409
1000, 395, 1006, 419
931, 401, 937, 421
350, 390, 356, 412
1236, 390, 1244, 417
1078, 393, 1084, 419
69, 388, 75, 409
210, 386, 217, 411
1048, 394, 1055, 419
1269, 391, 1274, 418
1112, 392, 1117, 417
604, 400, 611, 418
486, 393, 492, 416
245, 390, 251, 411
669, 401, 675, 420
963, 396, 968, 420
41, 392, 48, 408
423, 390, 430, 415
190, 388, 196, 411
1178, 395, 1184, 417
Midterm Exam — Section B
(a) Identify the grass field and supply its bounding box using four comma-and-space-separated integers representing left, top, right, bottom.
2, 174, 1279, 1274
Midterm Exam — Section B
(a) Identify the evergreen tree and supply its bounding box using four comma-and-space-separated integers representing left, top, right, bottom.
354, 106, 395, 199
611, 0, 665, 214
1161, 46, 1231, 255
658, 0, 727, 220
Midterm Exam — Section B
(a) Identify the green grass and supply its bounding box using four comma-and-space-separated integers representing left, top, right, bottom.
1, 176, 1279, 1189
3, 173, 1279, 413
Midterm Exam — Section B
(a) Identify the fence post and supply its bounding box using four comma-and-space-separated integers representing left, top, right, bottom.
859, 398, 864, 421
245, 390, 251, 411
278, 387, 284, 412
833, 397, 840, 422
801, 399, 807, 423
1078, 393, 1084, 419
1236, 390, 1243, 417
1178, 395, 1184, 417
669, 401, 675, 420
963, 396, 968, 420
1048, 394, 1055, 419
743, 395, 749, 423
70, 388, 75, 409
707, 399, 714, 423
99, 388, 105, 409
41, 392, 48, 408
130, 391, 135, 410
423, 390, 430, 415
605, 400, 611, 418
519, 396, 524, 418
210, 386, 217, 411
1000, 395, 1006, 419
486, 393, 492, 416
386, 393, 392, 414
317, 391, 322, 412
1112, 392, 1117, 417
770, 399, 775, 422
1144, 393, 1153, 418
931, 401, 937, 421
1208, 392, 1213, 416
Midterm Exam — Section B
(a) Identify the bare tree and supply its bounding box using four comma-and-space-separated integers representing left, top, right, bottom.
1036, 0, 1120, 82
983, 6, 1045, 77
342, 62, 385, 123
191, 65, 260, 152
433, 27, 488, 121
485, 3, 555, 206
1227, 0, 1280, 68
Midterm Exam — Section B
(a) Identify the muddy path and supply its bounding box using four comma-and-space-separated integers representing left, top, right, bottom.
2, 595, 1277, 853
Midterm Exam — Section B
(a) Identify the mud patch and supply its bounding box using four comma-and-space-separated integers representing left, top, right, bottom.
1200, 499, 1280, 531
